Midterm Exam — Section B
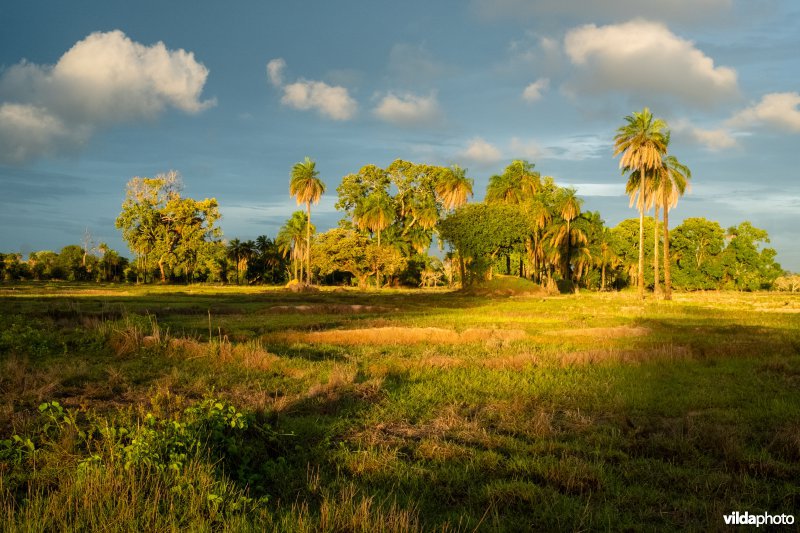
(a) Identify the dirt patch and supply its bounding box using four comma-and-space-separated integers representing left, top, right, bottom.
544, 325, 651, 338
278, 326, 526, 345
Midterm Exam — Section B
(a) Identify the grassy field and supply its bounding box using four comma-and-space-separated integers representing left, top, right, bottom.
1, 280, 799, 531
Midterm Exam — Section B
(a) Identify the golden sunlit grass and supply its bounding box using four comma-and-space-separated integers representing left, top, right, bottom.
274, 326, 527, 346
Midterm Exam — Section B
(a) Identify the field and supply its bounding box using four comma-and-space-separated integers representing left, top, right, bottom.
1, 281, 799, 531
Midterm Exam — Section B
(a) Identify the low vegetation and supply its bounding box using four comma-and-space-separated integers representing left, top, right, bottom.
1, 282, 798, 530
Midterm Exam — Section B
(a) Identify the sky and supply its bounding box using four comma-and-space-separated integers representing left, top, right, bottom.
1, 0, 799, 270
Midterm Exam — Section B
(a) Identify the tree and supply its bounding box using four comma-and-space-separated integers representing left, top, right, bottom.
116, 171, 221, 283
720, 222, 782, 290
614, 108, 669, 299
485, 160, 540, 205
653, 154, 691, 299
354, 192, 394, 288
439, 203, 529, 285
551, 188, 583, 281
435, 165, 474, 211
290, 157, 326, 285
670, 218, 725, 290
277, 211, 312, 283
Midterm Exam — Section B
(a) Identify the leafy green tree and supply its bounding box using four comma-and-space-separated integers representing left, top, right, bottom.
290, 157, 326, 285
439, 203, 529, 285
611, 218, 658, 289
615, 108, 669, 299
720, 222, 782, 290
670, 217, 724, 290
116, 171, 221, 283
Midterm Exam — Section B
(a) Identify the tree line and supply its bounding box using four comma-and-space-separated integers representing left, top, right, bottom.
1, 107, 793, 291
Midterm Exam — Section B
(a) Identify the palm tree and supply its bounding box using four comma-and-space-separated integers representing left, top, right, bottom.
289, 157, 326, 285
354, 193, 394, 288
226, 238, 243, 284
277, 211, 310, 282
435, 165, 474, 211
553, 188, 583, 281
654, 154, 691, 300
614, 108, 669, 299
485, 160, 540, 205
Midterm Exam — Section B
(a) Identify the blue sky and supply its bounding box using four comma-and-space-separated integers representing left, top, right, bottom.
1, 0, 799, 270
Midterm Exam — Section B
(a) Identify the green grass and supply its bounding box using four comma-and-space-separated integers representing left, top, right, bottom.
1, 281, 799, 531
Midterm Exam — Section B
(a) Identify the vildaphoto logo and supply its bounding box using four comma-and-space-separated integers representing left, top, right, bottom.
723, 511, 795, 527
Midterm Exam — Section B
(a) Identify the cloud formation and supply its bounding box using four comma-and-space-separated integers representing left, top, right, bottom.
672, 119, 738, 151
373, 92, 441, 126
563, 20, 738, 106
0, 30, 214, 164
267, 57, 357, 121
728, 92, 800, 133
522, 78, 549, 102
266, 58, 286, 87
460, 138, 503, 165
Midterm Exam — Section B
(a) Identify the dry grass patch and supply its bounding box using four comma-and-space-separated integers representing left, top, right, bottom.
277, 327, 526, 346
543, 325, 650, 338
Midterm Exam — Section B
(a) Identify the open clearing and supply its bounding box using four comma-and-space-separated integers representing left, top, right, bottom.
1, 283, 799, 531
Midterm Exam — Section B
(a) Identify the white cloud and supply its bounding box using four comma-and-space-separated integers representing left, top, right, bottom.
522, 78, 549, 102
728, 92, 800, 133
373, 92, 441, 126
563, 19, 738, 106
0, 30, 214, 164
281, 80, 357, 120
266, 58, 286, 87
460, 137, 503, 165
268, 59, 357, 121
672, 119, 738, 150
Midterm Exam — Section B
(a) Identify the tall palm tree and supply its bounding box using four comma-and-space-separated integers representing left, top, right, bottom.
553, 188, 583, 281
354, 193, 394, 288
654, 154, 691, 300
435, 165, 474, 211
290, 157, 326, 285
226, 238, 243, 284
277, 211, 310, 282
614, 108, 669, 299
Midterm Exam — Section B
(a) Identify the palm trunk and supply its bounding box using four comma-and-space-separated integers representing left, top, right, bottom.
459, 252, 466, 287
306, 202, 311, 285
375, 230, 381, 289
506, 254, 511, 275
663, 206, 672, 301
638, 169, 645, 299
601, 262, 606, 290
653, 204, 660, 295
565, 220, 571, 281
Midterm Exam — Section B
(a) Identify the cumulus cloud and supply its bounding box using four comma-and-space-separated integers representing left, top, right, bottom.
266, 58, 286, 87
267, 57, 357, 121
0, 30, 214, 164
563, 20, 738, 106
373, 92, 441, 126
727, 92, 800, 133
460, 138, 503, 165
522, 78, 549, 102
672, 119, 738, 150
